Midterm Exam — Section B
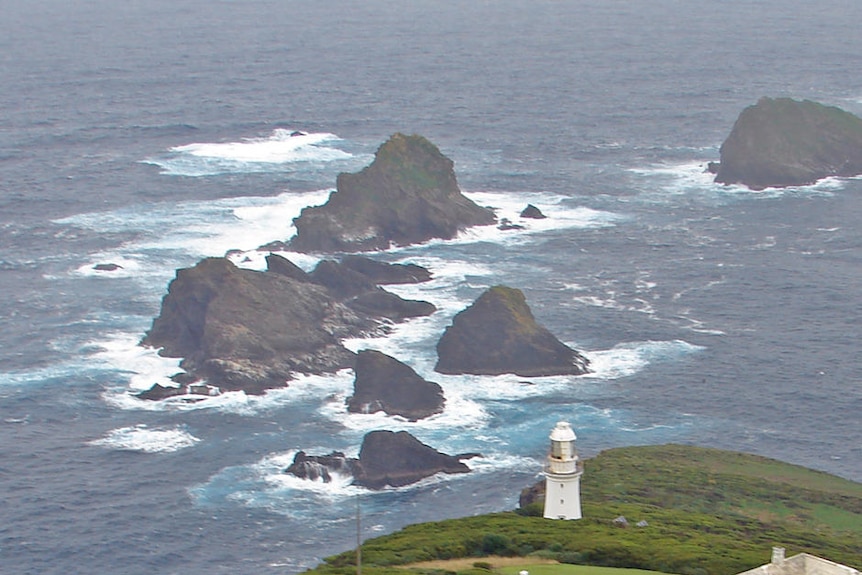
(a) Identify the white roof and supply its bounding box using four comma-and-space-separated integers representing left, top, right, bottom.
550, 421, 576, 442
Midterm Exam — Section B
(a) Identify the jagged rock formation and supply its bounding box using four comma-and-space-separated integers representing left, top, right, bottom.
520, 204, 546, 219
284, 430, 478, 490
308, 259, 379, 299
139, 255, 437, 397
347, 350, 444, 421
265, 253, 311, 282
435, 285, 590, 377
714, 97, 862, 189
519, 478, 546, 509
339, 255, 432, 284
346, 290, 436, 321
353, 430, 476, 489
290, 133, 496, 252
140, 257, 372, 394
285, 451, 356, 483
305, 258, 436, 320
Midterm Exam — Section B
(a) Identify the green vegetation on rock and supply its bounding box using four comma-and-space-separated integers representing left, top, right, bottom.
715, 97, 862, 189
290, 133, 495, 252
304, 445, 861, 575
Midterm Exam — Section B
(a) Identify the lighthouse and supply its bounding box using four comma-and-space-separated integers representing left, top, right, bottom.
543, 421, 583, 520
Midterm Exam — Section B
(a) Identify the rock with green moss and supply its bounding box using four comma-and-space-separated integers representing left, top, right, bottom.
715, 97, 862, 189
290, 133, 496, 252
434, 286, 590, 377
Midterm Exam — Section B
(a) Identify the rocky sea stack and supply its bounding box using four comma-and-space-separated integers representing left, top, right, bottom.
140, 257, 366, 394
352, 430, 476, 489
715, 97, 862, 189
435, 285, 590, 377
347, 350, 445, 421
290, 133, 496, 252
285, 430, 478, 490
139, 255, 436, 397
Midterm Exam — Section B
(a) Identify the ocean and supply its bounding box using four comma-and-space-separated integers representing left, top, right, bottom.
1, 1, 860, 573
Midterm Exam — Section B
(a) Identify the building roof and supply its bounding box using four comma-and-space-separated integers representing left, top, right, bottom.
736, 548, 860, 575
549, 421, 576, 442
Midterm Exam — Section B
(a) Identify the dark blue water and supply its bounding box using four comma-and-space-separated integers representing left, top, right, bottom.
2, 1, 861, 573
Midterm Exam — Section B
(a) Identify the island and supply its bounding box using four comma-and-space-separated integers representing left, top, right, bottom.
347, 349, 445, 421
435, 285, 590, 377
138, 255, 434, 397
285, 430, 479, 490
290, 133, 496, 252
713, 97, 862, 189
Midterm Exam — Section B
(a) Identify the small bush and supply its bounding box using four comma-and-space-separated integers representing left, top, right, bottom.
480, 533, 514, 556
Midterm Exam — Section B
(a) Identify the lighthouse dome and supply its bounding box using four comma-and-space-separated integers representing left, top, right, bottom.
549, 421, 576, 442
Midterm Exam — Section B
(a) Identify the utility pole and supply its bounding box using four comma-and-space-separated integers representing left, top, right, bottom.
356, 495, 362, 575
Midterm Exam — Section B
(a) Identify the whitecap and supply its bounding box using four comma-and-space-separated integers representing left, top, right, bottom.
143, 129, 361, 176
89, 424, 200, 453
57, 189, 332, 290
90, 333, 184, 390
628, 160, 845, 202
435, 190, 625, 248
585, 339, 705, 380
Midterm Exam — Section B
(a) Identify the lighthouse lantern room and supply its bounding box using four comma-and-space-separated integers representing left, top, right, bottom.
543, 421, 583, 520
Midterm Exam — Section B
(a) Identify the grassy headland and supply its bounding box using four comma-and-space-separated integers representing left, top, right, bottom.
303, 445, 861, 575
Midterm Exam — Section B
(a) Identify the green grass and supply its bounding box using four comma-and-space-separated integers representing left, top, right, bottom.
497, 565, 670, 575
303, 445, 862, 575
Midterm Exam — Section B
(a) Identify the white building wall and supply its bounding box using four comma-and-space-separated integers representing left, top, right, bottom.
543, 471, 582, 520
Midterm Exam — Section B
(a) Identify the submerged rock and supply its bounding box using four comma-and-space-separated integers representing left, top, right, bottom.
435, 285, 590, 377
290, 133, 496, 252
715, 97, 862, 189
136, 382, 220, 402
347, 350, 444, 421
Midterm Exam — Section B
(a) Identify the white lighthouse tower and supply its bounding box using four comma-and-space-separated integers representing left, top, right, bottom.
543, 421, 583, 520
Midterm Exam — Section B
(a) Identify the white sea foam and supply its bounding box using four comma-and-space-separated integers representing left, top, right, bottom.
319, 383, 491, 435
456, 190, 624, 246
586, 340, 704, 380
90, 333, 184, 391
628, 160, 845, 202
104, 366, 356, 415
567, 284, 657, 316
89, 424, 200, 453
197, 440, 534, 518
144, 129, 360, 176
58, 189, 331, 287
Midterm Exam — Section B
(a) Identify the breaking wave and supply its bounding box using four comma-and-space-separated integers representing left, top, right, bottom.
143, 129, 361, 176
89, 424, 200, 453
